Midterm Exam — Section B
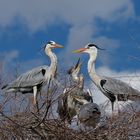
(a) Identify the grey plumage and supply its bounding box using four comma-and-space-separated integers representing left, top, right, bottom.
57, 89, 78, 124
73, 43, 140, 111
57, 85, 93, 123
2, 41, 63, 105
78, 103, 101, 128
2, 65, 49, 93
100, 77, 140, 110
57, 58, 93, 123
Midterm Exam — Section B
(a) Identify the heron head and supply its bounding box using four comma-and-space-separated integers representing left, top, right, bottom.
44, 40, 63, 50
67, 58, 82, 75
73, 43, 105, 55
92, 107, 101, 115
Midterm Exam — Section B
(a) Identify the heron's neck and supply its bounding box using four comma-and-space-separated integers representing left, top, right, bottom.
88, 54, 101, 86
46, 49, 57, 76
72, 74, 79, 83
72, 74, 84, 89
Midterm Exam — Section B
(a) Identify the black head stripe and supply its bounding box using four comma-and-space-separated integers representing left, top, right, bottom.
43, 41, 52, 50
87, 43, 105, 50
47, 40, 56, 44
88, 43, 97, 47
47, 41, 52, 44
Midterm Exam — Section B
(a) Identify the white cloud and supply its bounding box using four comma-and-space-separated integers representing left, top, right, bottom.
0, 50, 46, 83
19, 58, 45, 73
0, 0, 136, 65
0, 1, 138, 102
57, 0, 134, 64
62, 25, 95, 66
0, 50, 19, 68
94, 36, 120, 48
94, 36, 120, 65
0, 50, 19, 83
0, 0, 135, 31
87, 66, 140, 115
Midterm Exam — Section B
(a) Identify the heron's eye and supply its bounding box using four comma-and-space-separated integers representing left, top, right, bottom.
94, 107, 98, 111
47, 41, 55, 45
47, 41, 52, 44
92, 111, 96, 113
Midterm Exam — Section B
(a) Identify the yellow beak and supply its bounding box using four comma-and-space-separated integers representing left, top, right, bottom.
53, 44, 63, 48
75, 62, 82, 72
73, 48, 87, 53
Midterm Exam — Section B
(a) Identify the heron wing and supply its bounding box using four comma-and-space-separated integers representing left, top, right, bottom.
101, 77, 140, 100
9, 65, 49, 88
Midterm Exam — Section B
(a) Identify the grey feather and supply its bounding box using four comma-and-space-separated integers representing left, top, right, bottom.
78, 103, 101, 128
101, 77, 140, 101
57, 87, 81, 123
57, 58, 93, 123
2, 65, 49, 92
57, 91, 77, 124
57, 85, 93, 124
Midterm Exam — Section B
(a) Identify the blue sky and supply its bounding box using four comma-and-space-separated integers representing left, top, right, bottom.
0, 0, 140, 81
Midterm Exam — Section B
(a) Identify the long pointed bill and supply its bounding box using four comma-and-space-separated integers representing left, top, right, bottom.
53, 44, 63, 48
73, 48, 87, 53
75, 58, 82, 70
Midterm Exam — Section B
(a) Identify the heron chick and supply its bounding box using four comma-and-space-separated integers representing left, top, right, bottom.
57, 58, 93, 124
78, 103, 101, 128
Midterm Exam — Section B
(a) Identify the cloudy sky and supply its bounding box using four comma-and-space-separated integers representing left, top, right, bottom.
0, 0, 140, 106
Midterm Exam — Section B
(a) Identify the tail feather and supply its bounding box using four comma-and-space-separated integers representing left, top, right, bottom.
1, 84, 14, 93
1, 84, 8, 90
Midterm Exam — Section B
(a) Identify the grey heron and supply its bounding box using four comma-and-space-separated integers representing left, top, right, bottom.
2, 41, 63, 105
78, 103, 101, 128
57, 58, 93, 124
73, 43, 140, 111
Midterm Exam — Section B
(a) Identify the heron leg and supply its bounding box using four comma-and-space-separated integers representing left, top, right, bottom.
33, 86, 37, 105
48, 77, 52, 89
33, 86, 39, 113
77, 114, 80, 126
115, 95, 119, 114
111, 100, 120, 117
112, 96, 119, 116
47, 77, 52, 97
111, 101, 114, 115
39, 90, 42, 98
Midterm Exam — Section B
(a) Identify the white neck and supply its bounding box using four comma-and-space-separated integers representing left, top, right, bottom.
87, 53, 101, 86
45, 48, 57, 77
72, 74, 84, 89
75, 98, 89, 105
72, 73, 79, 82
